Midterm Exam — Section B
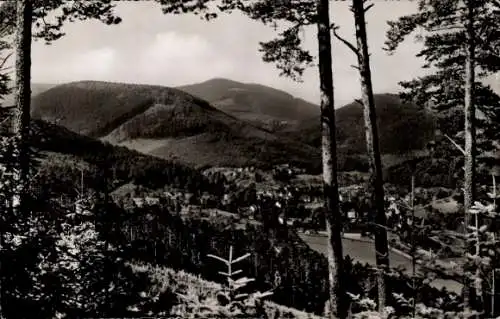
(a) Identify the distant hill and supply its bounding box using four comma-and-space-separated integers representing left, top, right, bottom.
1, 82, 56, 106
178, 80, 436, 155
177, 78, 320, 130
287, 93, 437, 155
32, 80, 321, 170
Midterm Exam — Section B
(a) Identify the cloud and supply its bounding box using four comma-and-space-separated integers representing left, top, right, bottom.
32, 47, 116, 83
28, 1, 430, 105
77, 48, 116, 77
134, 31, 235, 86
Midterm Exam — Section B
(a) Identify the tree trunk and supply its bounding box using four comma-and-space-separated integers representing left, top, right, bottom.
352, 0, 390, 310
12, 0, 32, 212
316, 0, 347, 318
463, 0, 476, 313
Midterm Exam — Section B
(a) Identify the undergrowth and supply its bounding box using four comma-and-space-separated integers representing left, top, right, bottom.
129, 262, 324, 318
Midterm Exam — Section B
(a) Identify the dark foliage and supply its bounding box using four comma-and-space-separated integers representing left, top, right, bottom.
118, 203, 461, 315
290, 93, 436, 155
25, 120, 224, 198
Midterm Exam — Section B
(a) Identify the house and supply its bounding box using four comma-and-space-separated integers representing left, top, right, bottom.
201, 192, 212, 202
132, 197, 144, 208
163, 191, 175, 199
145, 197, 160, 206
278, 216, 284, 224
347, 209, 357, 221
184, 193, 195, 204
278, 214, 295, 226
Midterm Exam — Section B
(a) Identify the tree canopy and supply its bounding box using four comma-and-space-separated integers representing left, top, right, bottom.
385, 0, 500, 148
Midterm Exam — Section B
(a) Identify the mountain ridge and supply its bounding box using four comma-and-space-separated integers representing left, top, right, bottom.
27, 78, 440, 174
177, 78, 320, 130
31, 80, 321, 170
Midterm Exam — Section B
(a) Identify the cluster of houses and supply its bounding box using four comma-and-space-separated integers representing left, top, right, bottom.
123, 166, 414, 237
130, 190, 216, 209
203, 166, 258, 181
273, 164, 306, 177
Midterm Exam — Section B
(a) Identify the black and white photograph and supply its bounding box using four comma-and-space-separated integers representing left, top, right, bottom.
0, 0, 499, 318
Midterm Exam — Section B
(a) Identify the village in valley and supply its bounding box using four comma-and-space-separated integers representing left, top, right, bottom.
121, 162, 463, 265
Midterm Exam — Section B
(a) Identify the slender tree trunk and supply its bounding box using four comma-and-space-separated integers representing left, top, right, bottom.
1, 2, 32, 317
410, 174, 416, 318
12, 0, 32, 211
352, 0, 390, 310
316, 0, 346, 318
464, 0, 476, 313
464, 0, 476, 240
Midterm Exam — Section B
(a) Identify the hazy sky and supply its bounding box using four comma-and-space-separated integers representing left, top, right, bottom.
31, 1, 429, 105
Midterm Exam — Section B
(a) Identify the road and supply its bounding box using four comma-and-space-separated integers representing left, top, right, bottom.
299, 233, 462, 294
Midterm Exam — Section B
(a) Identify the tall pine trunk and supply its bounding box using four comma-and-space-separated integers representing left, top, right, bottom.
463, 0, 476, 313
316, 0, 347, 317
12, 0, 32, 211
1, 2, 32, 317
464, 0, 476, 240
352, 0, 390, 310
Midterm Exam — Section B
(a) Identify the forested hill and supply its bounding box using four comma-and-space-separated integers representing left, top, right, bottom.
177, 78, 320, 130
31, 80, 321, 171
286, 93, 437, 155
28, 80, 453, 179
24, 119, 226, 199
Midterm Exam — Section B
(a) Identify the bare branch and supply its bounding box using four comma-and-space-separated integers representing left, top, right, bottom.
428, 24, 464, 32
364, 3, 374, 12
0, 52, 13, 69
0, 66, 13, 73
332, 28, 359, 56
444, 134, 466, 155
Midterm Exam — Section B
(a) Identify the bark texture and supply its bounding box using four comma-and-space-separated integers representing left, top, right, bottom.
463, 0, 476, 313
316, 0, 347, 318
352, 0, 390, 310
12, 0, 32, 210
463, 0, 476, 236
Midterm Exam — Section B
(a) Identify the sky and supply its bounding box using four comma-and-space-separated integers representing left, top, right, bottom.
30, 1, 429, 106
